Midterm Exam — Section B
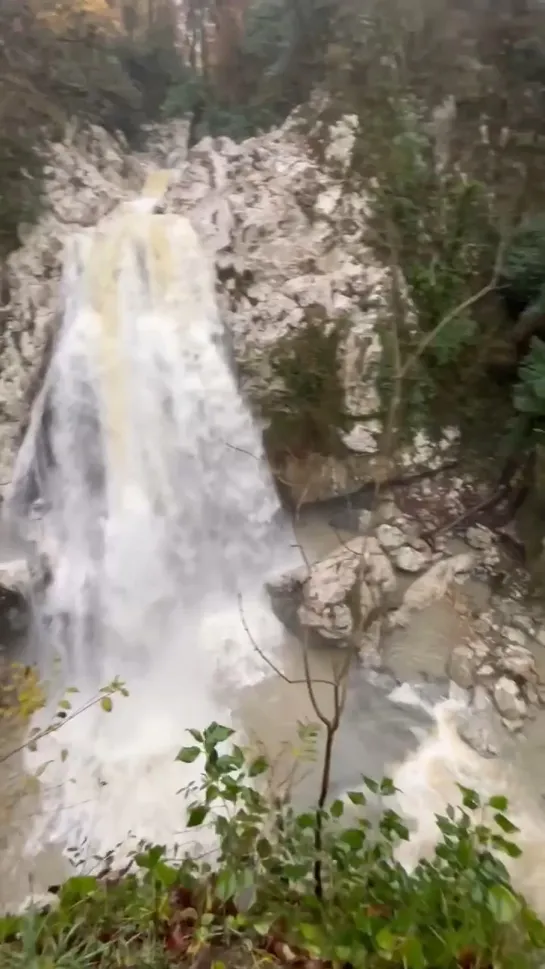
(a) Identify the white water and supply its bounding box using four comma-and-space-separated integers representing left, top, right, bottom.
5, 194, 545, 915
6, 205, 301, 864
391, 696, 545, 917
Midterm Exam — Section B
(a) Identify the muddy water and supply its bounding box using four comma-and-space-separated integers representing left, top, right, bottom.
0, 510, 544, 914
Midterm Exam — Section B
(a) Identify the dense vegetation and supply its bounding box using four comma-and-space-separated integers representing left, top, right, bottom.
2, 721, 545, 968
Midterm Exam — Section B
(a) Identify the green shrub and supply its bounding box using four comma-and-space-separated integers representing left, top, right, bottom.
500, 217, 545, 324
3, 722, 544, 969
260, 319, 351, 459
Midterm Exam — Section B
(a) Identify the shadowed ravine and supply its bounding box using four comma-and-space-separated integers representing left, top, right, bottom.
2, 192, 545, 915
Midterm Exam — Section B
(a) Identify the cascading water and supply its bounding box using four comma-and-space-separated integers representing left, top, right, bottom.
7, 180, 545, 917
6, 194, 301, 863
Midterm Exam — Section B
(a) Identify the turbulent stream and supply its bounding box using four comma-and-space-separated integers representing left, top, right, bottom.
1, 192, 545, 914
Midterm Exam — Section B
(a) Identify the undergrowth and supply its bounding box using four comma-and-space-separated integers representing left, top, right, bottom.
261, 319, 352, 461
2, 722, 544, 969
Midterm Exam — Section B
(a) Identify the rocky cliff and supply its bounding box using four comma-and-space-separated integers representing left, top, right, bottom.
2, 112, 456, 503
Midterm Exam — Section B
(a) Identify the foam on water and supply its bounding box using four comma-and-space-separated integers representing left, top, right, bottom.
392, 698, 545, 917
6, 202, 300, 864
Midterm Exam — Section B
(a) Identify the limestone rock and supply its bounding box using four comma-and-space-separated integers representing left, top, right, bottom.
389, 552, 474, 627
376, 524, 405, 551
1, 109, 459, 499
498, 644, 536, 683
493, 676, 527, 721
466, 525, 495, 550
359, 617, 383, 669
297, 536, 396, 647
448, 644, 478, 690
457, 686, 502, 758
393, 545, 430, 573
265, 567, 307, 633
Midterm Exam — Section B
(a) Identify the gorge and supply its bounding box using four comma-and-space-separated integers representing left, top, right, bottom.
1, 106, 545, 938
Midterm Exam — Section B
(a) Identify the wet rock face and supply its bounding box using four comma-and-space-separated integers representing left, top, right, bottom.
0, 559, 30, 644
2, 112, 458, 501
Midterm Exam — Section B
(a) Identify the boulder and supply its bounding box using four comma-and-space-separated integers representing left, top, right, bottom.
493, 676, 527, 721
269, 536, 396, 648
389, 552, 474, 628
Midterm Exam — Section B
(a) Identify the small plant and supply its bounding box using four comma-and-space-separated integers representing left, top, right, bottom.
262, 318, 351, 460
3, 723, 544, 968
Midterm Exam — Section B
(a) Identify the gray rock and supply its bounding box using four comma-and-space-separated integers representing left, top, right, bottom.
389, 552, 474, 628
498, 644, 536, 682
266, 568, 306, 633
1, 111, 459, 500
456, 685, 503, 758
493, 676, 527, 721
466, 525, 495, 550
296, 536, 396, 647
359, 617, 383, 669
393, 545, 430, 573
448, 644, 477, 690
376, 524, 406, 550
504, 625, 527, 648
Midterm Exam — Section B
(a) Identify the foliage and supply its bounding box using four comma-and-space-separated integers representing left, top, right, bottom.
2, 724, 544, 968
0, 663, 45, 724
500, 217, 545, 323
260, 320, 351, 459
163, 0, 336, 140
514, 338, 545, 419
358, 103, 503, 441
0, 0, 184, 254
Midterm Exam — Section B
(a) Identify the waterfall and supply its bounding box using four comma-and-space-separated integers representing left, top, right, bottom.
7, 202, 300, 864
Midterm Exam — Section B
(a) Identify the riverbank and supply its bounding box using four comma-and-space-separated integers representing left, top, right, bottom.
2, 722, 545, 969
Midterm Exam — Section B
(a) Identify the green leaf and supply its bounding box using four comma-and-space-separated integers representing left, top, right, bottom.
487, 884, 522, 924
300, 923, 320, 943
334, 946, 354, 963
0, 915, 22, 943
204, 723, 235, 746
347, 790, 366, 806
187, 805, 208, 827
176, 746, 201, 763
58, 699, 71, 711
59, 876, 98, 905
363, 776, 379, 794
376, 927, 397, 953
330, 799, 344, 818
215, 869, 238, 901
379, 777, 396, 796
494, 812, 519, 835
458, 786, 480, 810
488, 795, 509, 812
339, 828, 366, 850
188, 729, 204, 743
296, 812, 317, 829
256, 837, 272, 858
135, 844, 165, 869
100, 696, 113, 713
400, 936, 425, 969
492, 835, 522, 859
248, 755, 268, 777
